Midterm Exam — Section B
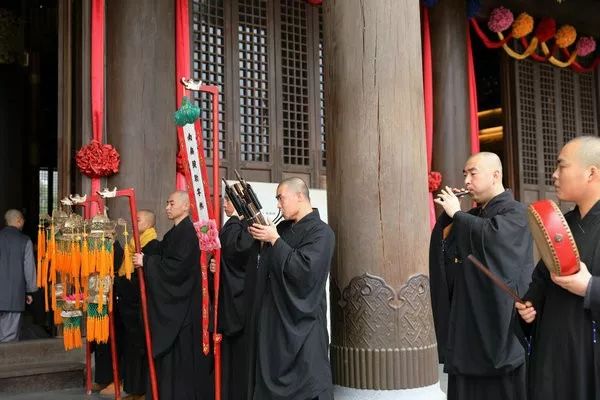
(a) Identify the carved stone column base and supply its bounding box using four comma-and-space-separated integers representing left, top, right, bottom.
334, 384, 446, 400
331, 344, 439, 389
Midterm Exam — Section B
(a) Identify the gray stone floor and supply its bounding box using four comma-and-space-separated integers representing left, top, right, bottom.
1, 367, 448, 399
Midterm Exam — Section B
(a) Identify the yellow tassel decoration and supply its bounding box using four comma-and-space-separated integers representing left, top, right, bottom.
36, 225, 45, 288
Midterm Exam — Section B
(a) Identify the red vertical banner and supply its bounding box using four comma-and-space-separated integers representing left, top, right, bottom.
421, 6, 436, 229
467, 24, 480, 154
90, 0, 105, 215
176, 0, 191, 191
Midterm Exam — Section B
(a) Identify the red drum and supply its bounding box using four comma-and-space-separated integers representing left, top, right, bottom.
527, 199, 580, 276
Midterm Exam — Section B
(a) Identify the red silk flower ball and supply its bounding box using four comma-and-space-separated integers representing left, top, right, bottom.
76, 140, 120, 178
428, 171, 443, 193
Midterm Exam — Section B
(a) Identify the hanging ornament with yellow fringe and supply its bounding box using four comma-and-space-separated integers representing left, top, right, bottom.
87, 301, 109, 343
36, 221, 45, 288
62, 307, 83, 350
86, 273, 111, 344
119, 223, 134, 280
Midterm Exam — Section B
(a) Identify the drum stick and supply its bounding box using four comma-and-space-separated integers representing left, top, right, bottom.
467, 255, 523, 303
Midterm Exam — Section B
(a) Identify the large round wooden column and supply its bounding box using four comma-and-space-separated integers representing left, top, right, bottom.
324, 0, 443, 397
430, 0, 471, 190
105, 0, 176, 234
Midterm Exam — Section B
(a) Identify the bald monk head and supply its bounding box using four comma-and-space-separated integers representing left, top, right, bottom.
553, 136, 600, 215
165, 191, 191, 225
463, 152, 505, 206
137, 209, 156, 234
4, 209, 25, 230
276, 177, 312, 222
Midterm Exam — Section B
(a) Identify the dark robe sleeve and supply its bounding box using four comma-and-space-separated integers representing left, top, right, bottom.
269, 224, 334, 318
517, 259, 549, 337
143, 221, 200, 357
220, 217, 255, 264
452, 206, 533, 287
113, 240, 124, 276
428, 212, 453, 363
587, 276, 600, 319
218, 217, 257, 335
448, 203, 533, 373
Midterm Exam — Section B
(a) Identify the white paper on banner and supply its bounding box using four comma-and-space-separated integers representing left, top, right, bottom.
184, 123, 209, 221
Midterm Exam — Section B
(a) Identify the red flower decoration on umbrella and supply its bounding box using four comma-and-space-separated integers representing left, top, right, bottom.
428, 171, 443, 192
76, 140, 120, 178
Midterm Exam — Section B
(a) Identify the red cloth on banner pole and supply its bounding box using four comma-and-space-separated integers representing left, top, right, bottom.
90, 0, 105, 215
421, 6, 436, 230
467, 24, 480, 154
175, 0, 191, 191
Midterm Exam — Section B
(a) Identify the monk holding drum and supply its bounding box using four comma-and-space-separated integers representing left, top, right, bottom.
516, 136, 600, 400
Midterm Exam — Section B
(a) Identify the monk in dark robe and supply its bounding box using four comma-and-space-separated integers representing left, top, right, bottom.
430, 152, 533, 400
248, 177, 334, 400
216, 195, 259, 400
133, 191, 213, 400
516, 136, 600, 400
114, 210, 160, 400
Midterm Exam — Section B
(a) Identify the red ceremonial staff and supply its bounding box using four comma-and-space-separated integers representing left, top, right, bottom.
98, 187, 160, 400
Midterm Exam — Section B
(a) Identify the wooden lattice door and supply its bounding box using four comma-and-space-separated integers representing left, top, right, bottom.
505, 58, 599, 211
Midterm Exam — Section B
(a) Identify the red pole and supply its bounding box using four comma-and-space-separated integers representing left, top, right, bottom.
108, 313, 121, 400
75, 200, 93, 394
210, 86, 222, 400
100, 188, 160, 400
86, 340, 93, 394
126, 190, 160, 400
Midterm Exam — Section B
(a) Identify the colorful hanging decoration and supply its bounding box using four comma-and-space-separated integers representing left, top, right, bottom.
36, 205, 131, 351
62, 309, 83, 351
471, 7, 600, 73
118, 220, 134, 280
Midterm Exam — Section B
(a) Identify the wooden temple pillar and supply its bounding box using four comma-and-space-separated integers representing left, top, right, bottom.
323, 0, 444, 397
105, 0, 176, 233
430, 0, 472, 190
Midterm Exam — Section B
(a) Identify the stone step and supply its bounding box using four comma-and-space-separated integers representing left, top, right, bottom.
0, 338, 86, 394
0, 338, 84, 365
0, 361, 85, 394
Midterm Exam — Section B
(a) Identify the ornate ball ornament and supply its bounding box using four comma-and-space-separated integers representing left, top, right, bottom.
535, 18, 557, 43
577, 36, 596, 56
488, 7, 514, 33
555, 25, 577, 48
511, 13, 534, 39
76, 140, 120, 178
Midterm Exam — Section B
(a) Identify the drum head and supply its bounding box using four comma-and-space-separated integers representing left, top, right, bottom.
527, 200, 580, 276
